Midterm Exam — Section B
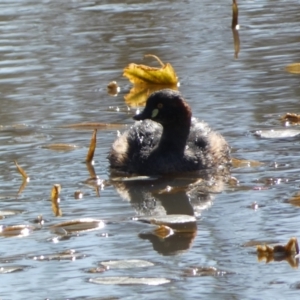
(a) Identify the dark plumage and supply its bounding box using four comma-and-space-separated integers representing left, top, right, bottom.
108, 89, 230, 175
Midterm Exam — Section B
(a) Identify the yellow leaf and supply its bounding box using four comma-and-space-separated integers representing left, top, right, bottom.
124, 84, 178, 107
123, 54, 179, 86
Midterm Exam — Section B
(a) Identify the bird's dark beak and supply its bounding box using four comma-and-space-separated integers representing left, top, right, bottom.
133, 110, 146, 121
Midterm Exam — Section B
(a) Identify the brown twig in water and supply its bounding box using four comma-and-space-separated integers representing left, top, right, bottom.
86, 129, 97, 163
232, 0, 239, 29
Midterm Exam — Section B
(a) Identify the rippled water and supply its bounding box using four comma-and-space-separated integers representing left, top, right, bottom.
1, 0, 300, 299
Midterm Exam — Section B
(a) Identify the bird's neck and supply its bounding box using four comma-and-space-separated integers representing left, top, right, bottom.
158, 118, 191, 153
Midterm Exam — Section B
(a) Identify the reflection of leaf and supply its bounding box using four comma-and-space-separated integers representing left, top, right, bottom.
124, 84, 178, 107
138, 214, 197, 233
286, 63, 300, 74
123, 54, 179, 86
232, 29, 240, 59
281, 113, 300, 125
17, 180, 28, 196
85, 162, 101, 197
86, 129, 97, 163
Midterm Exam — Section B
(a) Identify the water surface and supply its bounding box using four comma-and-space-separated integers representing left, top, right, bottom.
1, 0, 300, 299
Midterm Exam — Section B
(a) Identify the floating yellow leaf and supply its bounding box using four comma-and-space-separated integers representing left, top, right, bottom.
257, 237, 299, 268
51, 184, 62, 217
86, 129, 97, 163
286, 63, 300, 74
281, 113, 300, 125
123, 54, 179, 86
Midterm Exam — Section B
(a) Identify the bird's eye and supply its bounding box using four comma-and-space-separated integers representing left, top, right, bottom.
157, 103, 163, 109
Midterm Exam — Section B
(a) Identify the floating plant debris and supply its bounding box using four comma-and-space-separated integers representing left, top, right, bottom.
287, 192, 300, 207
0, 265, 29, 273
51, 184, 62, 217
74, 190, 83, 199
41, 144, 79, 151
17, 180, 29, 196
0, 225, 35, 237
231, 0, 239, 29
0, 209, 24, 219
231, 158, 263, 168
86, 266, 107, 273
183, 266, 227, 277
243, 240, 279, 248
285, 63, 300, 74
61, 123, 122, 130
32, 215, 45, 225
51, 218, 105, 234
250, 202, 259, 210
254, 129, 300, 138
107, 81, 120, 96
29, 249, 86, 261
227, 176, 239, 186
86, 129, 97, 163
256, 237, 299, 267
153, 225, 174, 239
89, 276, 170, 286
281, 113, 300, 125
123, 54, 178, 86
100, 259, 154, 269
14, 161, 30, 182
138, 214, 197, 233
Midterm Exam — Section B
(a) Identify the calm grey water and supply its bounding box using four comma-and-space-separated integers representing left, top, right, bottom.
1, 0, 300, 299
